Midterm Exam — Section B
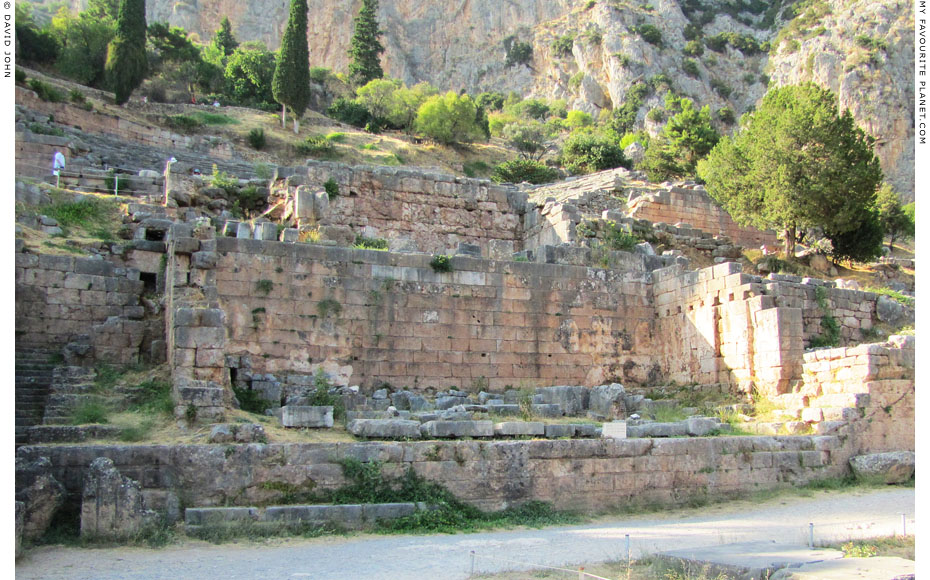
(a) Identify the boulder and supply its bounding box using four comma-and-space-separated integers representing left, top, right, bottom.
81, 457, 156, 538
685, 417, 719, 436
876, 295, 911, 326
849, 451, 915, 484
589, 383, 626, 419
15, 456, 65, 542
347, 419, 421, 440
234, 423, 267, 443
209, 424, 234, 443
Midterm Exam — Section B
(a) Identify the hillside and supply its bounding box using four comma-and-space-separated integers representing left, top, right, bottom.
116, 0, 916, 196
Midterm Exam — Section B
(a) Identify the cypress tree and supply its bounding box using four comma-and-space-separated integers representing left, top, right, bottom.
105, 0, 148, 105
212, 17, 239, 57
348, 0, 384, 87
272, 0, 310, 134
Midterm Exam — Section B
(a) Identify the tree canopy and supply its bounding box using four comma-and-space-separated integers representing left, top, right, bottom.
697, 83, 883, 258
272, 0, 311, 132
348, 0, 385, 86
212, 17, 239, 57
641, 96, 719, 181
105, 0, 147, 104
414, 91, 485, 145
874, 184, 915, 251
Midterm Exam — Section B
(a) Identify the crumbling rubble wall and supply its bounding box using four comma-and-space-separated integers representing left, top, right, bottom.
16, 434, 847, 515
627, 185, 778, 248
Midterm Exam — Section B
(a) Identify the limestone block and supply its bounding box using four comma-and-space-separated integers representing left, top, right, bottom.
15, 456, 65, 542
486, 404, 521, 416
589, 383, 626, 418
209, 424, 235, 443
234, 423, 266, 443
573, 424, 600, 438
800, 408, 824, 422
493, 422, 544, 436
390, 391, 430, 412
236, 222, 252, 239
419, 420, 494, 438
627, 422, 688, 438
685, 417, 719, 436
345, 419, 419, 440
545, 424, 574, 438
279, 406, 334, 428
81, 457, 156, 538
531, 404, 563, 418
185, 507, 259, 527
535, 386, 589, 416
191, 251, 217, 269
849, 451, 915, 483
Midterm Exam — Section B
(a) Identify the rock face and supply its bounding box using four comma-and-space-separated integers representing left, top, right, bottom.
146, 0, 912, 195
849, 451, 915, 484
81, 457, 157, 538
15, 456, 65, 542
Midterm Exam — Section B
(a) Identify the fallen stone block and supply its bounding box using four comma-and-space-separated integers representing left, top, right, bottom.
545, 424, 574, 438
685, 417, 720, 436
15, 456, 65, 542
347, 419, 421, 440
573, 424, 600, 438
627, 421, 688, 438
420, 420, 494, 438
535, 386, 589, 415
486, 404, 521, 416
493, 422, 545, 437
589, 383, 626, 419
531, 404, 563, 418
850, 451, 915, 484
279, 405, 334, 428
81, 457, 157, 538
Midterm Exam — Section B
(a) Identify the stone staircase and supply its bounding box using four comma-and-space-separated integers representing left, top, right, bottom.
15, 347, 61, 446
41, 366, 100, 425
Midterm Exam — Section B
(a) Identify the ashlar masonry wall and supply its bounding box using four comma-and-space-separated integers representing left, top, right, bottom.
205, 237, 657, 391
628, 185, 778, 248
286, 161, 527, 256
17, 435, 846, 516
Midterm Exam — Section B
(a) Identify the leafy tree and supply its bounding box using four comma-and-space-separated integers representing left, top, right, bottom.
356, 77, 401, 122
492, 159, 559, 184
561, 131, 629, 174
224, 42, 276, 106
212, 16, 239, 57
606, 82, 651, 137
504, 35, 533, 67
565, 110, 593, 128
273, 0, 311, 133
86, 0, 120, 20
327, 97, 371, 127
348, 0, 384, 86
507, 98, 550, 121
502, 120, 552, 160
15, 3, 60, 64
826, 209, 884, 263
874, 184, 915, 250
414, 91, 485, 145
146, 22, 205, 101
640, 97, 719, 181
387, 81, 438, 133
697, 83, 883, 258
476, 91, 506, 111
105, 0, 148, 104
52, 8, 116, 86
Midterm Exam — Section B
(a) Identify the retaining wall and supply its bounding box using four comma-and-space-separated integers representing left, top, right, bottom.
15, 434, 847, 516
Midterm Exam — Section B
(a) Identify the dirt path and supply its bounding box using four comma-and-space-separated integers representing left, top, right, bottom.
14, 488, 914, 580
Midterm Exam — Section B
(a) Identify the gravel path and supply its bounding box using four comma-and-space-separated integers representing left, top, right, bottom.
14, 488, 914, 580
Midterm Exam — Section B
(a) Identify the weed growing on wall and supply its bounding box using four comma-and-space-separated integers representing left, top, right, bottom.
307, 369, 345, 420
255, 279, 274, 295
429, 255, 453, 273
353, 235, 388, 250
809, 286, 840, 348
70, 400, 110, 424
323, 178, 339, 200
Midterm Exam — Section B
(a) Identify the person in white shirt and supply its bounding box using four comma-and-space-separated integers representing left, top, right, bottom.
52, 150, 66, 187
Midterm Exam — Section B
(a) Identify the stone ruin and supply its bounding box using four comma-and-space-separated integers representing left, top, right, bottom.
14, 96, 914, 539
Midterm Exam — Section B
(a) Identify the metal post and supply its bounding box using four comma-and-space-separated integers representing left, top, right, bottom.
578, 566, 584, 580
626, 534, 631, 561
114, 174, 119, 197
902, 513, 907, 536
469, 551, 475, 577
808, 523, 814, 548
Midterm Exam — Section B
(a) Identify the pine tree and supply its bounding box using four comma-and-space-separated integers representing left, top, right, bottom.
104, 0, 147, 105
212, 17, 239, 57
272, 0, 310, 134
348, 0, 384, 87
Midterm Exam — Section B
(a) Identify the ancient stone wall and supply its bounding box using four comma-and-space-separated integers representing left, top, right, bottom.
627, 186, 778, 248
800, 336, 914, 453
15, 251, 158, 365
16, 434, 846, 516
286, 161, 527, 256
200, 237, 657, 391
15, 132, 75, 179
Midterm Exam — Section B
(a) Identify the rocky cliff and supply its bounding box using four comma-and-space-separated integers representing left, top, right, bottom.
138, 0, 912, 194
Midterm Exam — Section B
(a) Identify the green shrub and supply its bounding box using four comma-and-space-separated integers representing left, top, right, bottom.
683, 39, 704, 56
682, 58, 701, 78
127, 379, 174, 416
430, 255, 453, 273
29, 122, 66, 137
247, 128, 266, 150
165, 114, 203, 132
306, 370, 344, 420
233, 385, 272, 414
561, 132, 629, 174
710, 78, 732, 98
646, 108, 665, 123
323, 178, 339, 200
325, 132, 346, 142
551, 34, 575, 57
40, 195, 118, 236
327, 97, 371, 128
15, 68, 26, 83
841, 541, 878, 558
717, 106, 735, 124
491, 159, 559, 185
28, 78, 64, 102
253, 163, 273, 180
68, 89, 86, 103
316, 298, 342, 317
603, 221, 640, 251
210, 165, 239, 192
636, 24, 663, 46
295, 136, 335, 157
504, 37, 533, 67
354, 235, 388, 250
255, 279, 274, 295
683, 23, 702, 41
568, 71, 585, 91
462, 160, 491, 178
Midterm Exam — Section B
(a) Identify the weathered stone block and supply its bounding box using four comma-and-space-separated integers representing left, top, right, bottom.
544, 424, 574, 438
347, 419, 421, 439
493, 422, 544, 436
185, 507, 259, 527
81, 457, 156, 538
849, 452, 915, 484
419, 420, 494, 438
279, 405, 334, 428
15, 456, 65, 542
